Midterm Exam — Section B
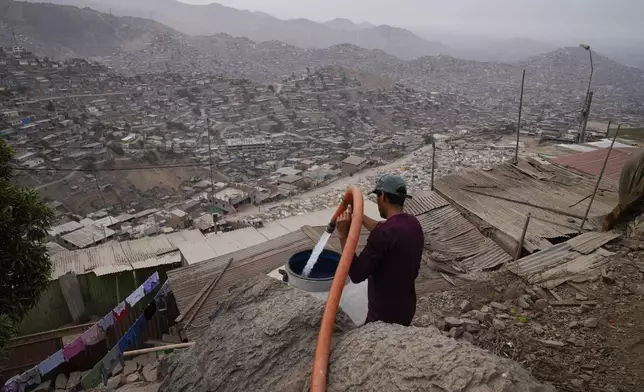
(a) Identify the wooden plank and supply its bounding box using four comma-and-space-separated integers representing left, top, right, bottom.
6, 322, 95, 348
568, 282, 589, 295
549, 300, 598, 306
184, 257, 234, 328
548, 288, 563, 302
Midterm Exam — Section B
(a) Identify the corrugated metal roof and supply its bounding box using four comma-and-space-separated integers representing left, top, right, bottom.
435, 158, 620, 253
418, 205, 512, 271
404, 192, 450, 216
165, 229, 205, 246
551, 147, 642, 181
51, 233, 187, 279
48, 221, 84, 237
178, 240, 218, 265
61, 225, 116, 248
507, 232, 616, 288
567, 231, 621, 254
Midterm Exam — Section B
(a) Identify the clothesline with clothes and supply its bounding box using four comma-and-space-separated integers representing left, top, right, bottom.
79, 280, 170, 390
2, 272, 164, 392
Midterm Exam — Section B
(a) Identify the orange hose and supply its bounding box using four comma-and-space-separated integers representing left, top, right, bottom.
311, 185, 364, 392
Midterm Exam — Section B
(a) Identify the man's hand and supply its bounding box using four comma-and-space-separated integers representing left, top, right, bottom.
336, 204, 352, 240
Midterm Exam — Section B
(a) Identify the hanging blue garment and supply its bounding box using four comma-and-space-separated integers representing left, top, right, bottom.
143, 272, 159, 294
97, 312, 115, 332
37, 349, 65, 376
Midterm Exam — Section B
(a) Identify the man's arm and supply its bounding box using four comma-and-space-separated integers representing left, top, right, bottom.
341, 228, 385, 283
362, 215, 379, 231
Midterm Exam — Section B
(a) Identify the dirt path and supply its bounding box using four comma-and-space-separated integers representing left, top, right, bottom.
233, 144, 434, 217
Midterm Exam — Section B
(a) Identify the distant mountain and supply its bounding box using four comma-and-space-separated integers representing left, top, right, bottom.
358, 22, 376, 29
324, 18, 363, 31
19, 0, 447, 59
0, 0, 180, 59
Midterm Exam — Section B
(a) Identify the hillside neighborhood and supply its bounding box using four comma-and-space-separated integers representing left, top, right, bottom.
2, 0, 644, 391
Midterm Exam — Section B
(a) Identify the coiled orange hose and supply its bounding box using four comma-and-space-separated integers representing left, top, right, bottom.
310, 185, 364, 392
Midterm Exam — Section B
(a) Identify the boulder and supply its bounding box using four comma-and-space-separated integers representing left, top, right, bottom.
159, 276, 555, 392
54, 373, 68, 390
32, 380, 51, 391
107, 375, 122, 390
123, 360, 139, 376
142, 364, 158, 383
66, 371, 82, 390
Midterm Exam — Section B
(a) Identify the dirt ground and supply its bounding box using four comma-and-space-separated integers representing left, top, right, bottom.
413, 239, 644, 392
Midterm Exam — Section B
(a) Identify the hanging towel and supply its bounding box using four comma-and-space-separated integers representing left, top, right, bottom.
2, 378, 19, 392
143, 272, 160, 294
126, 286, 145, 307
97, 312, 115, 332
63, 336, 85, 361
144, 300, 157, 321
80, 363, 103, 390
81, 324, 102, 346
101, 345, 123, 380
13, 367, 40, 390
37, 349, 65, 376
118, 327, 137, 353
113, 301, 128, 323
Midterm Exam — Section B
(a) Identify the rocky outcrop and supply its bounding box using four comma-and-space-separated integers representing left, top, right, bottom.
160, 276, 554, 392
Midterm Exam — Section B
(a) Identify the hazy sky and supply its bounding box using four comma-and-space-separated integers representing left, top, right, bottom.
179, 0, 643, 43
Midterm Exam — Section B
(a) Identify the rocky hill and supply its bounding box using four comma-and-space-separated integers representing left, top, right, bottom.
0, 0, 180, 59
20, 0, 448, 60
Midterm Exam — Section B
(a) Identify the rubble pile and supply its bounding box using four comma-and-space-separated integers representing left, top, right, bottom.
412, 239, 644, 392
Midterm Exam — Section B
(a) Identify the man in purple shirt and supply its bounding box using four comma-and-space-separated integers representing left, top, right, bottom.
337, 175, 425, 326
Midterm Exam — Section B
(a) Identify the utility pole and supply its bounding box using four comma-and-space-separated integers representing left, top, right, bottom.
12, 31, 18, 47
579, 91, 594, 143
580, 122, 618, 231
514, 70, 526, 164
206, 117, 216, 223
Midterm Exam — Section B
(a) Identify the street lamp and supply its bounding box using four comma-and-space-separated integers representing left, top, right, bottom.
580, 44, 593, 102
578, 44, 594, 143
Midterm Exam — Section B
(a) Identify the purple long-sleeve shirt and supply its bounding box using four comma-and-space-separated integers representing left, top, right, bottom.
349, 213, 424, 326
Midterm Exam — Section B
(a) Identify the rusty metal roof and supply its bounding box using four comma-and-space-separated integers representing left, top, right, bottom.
418, 201, 512, 271
404, 192, 450, 216
435, 158, 620, 253
507, 232, 617, 288
551, 147, 642, 181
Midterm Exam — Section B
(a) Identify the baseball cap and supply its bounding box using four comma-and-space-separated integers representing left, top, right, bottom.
371, 175, 413, 199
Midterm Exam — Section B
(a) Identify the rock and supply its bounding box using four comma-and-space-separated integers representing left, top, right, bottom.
448, 327, 463, 339
583, 318, 599, 328
32, 380, 51, 391
444, 317, 463, 328
126, 373, 141, 383
532, 324, 545, 334
160, 276, 556, 392
480, 305, 491, 313
55, 373, 68, 390
575, 293, 588, 301
503, 283, 523, 300
628, 283, 644, 295
578, 304, 592, 314
459, 300, 473, 313
66, 371, 83, 389
471, 310, 486, 323
602, 271, 615, 285
540, 340, 565, 349
123, 360, 139, 376
569, 321, 579, 329
441, 330, 450, 337
490, 302, 508, 311
533, 286, 549, 300
517, 297, 531, 309
136, 352, 158, 368
107, 375, 122, 390
534, 298, 548, 310
465, 323, 481, 333
581, 363, 596, 370
142, 364, 158, 382
574, 355, 582, 363
434, 319, 446, 331
113, 362, 124, 376
570, 379, 584, 388
567, 337, 585, 347
461, 331, 474, 343
492, 319, 506, 331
